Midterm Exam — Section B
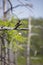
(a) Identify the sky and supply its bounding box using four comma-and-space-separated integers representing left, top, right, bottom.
0, 0, 43, 19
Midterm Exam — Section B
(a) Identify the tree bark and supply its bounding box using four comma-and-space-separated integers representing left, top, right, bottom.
26, 17, 31, 65
3, 0, 7, 20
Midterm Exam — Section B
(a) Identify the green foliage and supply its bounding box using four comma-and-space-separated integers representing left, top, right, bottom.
31, 18, 43, 56
31, 58, 43, 65
18, 56, 26, 65
0, 18, 28, 52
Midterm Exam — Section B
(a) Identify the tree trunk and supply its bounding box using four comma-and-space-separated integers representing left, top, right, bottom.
3, 0, 7, 20
26, 17, 31, 65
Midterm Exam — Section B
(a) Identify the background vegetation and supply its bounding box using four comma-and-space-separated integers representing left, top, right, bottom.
0, 17, 43, 65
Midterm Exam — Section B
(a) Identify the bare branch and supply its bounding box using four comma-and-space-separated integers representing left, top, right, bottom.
18, 0, 33, 8
0, 27, 29, 30
4, 4, 32, 14
17, 0, 33, 12
7, 0, 13, 11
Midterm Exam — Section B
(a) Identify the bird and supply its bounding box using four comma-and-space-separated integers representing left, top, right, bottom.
14, 20, 22, 29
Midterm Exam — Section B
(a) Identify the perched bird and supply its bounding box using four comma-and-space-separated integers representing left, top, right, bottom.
14, 20, 22, 29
